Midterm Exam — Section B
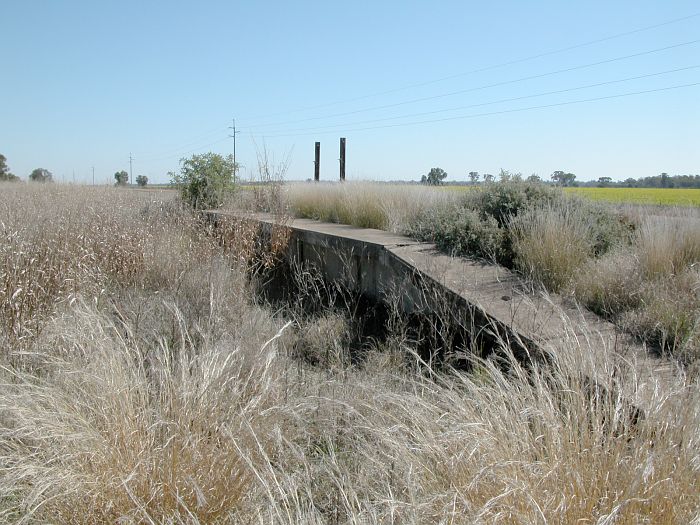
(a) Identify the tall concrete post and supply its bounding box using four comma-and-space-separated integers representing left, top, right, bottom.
339, 137, 346, 182
314, 142, 320, 182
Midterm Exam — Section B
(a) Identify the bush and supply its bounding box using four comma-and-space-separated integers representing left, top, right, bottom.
172, 152, 236, 210
466, 181, 561, 226
429, 207, 506, 262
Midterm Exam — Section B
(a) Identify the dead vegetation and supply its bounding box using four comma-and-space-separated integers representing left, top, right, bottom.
0, 183, 698, 523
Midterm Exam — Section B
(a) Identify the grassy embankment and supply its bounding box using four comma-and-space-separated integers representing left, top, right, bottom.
284, 181, 700, 365
0, 183, 698, 523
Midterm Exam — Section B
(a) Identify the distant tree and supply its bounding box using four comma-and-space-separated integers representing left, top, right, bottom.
630, 173, 700, 189
597, 176, 613, 187
135, 175, 148, 187
483, 173, 495, 183
623, 178, 637, 188
114, 170, 129, 186
468, 171, 480, 184
421, 167, 448, 186
551, 170, 576, 187
0, 154, 19, 182
29, 168, 53, 183
498, 169, 511, 182
171, 152, 236, 209
527, 173, 542, 183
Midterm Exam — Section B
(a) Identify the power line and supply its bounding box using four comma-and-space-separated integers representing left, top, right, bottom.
124, 15, 700, 164
242, 65, 700, 135
127, 17, 700, 165
240, 12, 700, 121
240, 39, 700, 132
135, 126, 230, 162
137, 137, 231, 165
248, 81, 700, 138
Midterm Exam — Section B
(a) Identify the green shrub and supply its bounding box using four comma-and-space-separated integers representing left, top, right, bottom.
407, 205, 507, 262
466, 181, 561, 226
171, 152, 236, 210
434, 209, 506, 261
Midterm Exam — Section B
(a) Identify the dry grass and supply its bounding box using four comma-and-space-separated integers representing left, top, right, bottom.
510, 204, 598, 292
284, 182, 458, 233
636, 214, 700, 279
0, 183, 699, 523
573, 212, 700, 362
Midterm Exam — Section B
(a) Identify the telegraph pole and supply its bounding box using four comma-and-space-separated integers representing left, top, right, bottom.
228, 118, 240, 182
92, 166, 95, 186
129, 153, 133, 186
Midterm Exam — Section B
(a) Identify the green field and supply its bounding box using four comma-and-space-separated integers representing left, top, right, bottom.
565, 187, 700, 206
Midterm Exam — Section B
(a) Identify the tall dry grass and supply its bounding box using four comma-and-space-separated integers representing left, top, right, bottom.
2, 298, 698, 523
284, 182, 459, 233
573, 212, 700, 363
510, 204, 598, 291
0, 183, 698, 523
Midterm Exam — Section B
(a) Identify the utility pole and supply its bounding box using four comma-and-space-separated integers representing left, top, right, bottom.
129, 153, 133, 186
339, 137, 346, 182
314, 142, 320, 182
72, 169, 75, 184
228, 118, 240, 182
92, 166, 95, 186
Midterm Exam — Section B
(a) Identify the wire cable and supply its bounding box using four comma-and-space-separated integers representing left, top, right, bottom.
240, 65, 700, 135
240, 39, 700, 131
240, 12, 700, 121
248, 81, 700, 138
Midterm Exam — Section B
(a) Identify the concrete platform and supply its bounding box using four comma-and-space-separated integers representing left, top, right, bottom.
210, 210, 681, 412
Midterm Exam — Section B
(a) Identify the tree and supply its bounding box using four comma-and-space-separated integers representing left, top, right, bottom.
597, 176, 613, 187
551, 170, 576, 187
421, 167, 448, 186
483, 173, 495, 183
29, 168, 53, 183
624, 178, 637, 188
135, 175, 148, 187
114, 171, 129, 186
498, 168, 512, 182
468, 171, 479, 184
171, 152, 236, 209
0, 154, 19, 182
527, 173, 542, 183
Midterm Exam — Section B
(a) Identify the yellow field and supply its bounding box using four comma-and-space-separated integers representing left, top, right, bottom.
565, 187, 700, 206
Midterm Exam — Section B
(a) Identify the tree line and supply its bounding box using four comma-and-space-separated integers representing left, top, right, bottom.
420, 167, 700, 188
0, 154, 149, 186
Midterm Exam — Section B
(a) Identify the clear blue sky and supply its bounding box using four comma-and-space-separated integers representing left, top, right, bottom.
2, 1, 699, 184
